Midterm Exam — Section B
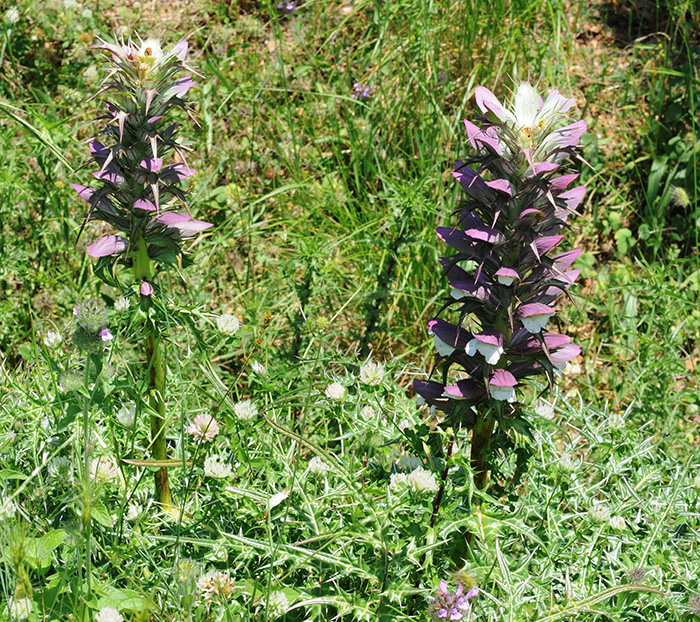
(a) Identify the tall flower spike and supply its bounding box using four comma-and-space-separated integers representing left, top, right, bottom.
415, 81, 586, 491
72, 35, 211, 509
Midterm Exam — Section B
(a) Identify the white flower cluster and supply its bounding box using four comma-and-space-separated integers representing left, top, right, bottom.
0, 497, 16, 521
267, 590, 290, 618
233, 399, 258, 422
196, 569, 236, 603
114, 296, 131, 312
359, 360, 384, 386
116, 403, 136, 427
43, 330, 63, 349
216, 313, 240, 336
7, 596, 32, 620
48, 456, 73, 484
589, 502, 611, 523
90, 456, 118, 484
188, 413, 220, 443
390, 466, 438, 494
204, 455, 232, 479
4, 8, 20, 24
125, 502, 143, 522
308, 456, 331, 475
609, 515, 626, 530
359, 405, 376, 420
251, 360, 266, 375
325, 382, 346, 401
95, 606, 123, 622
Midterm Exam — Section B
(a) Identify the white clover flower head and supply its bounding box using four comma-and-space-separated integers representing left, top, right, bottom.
267, 590, 290, 618
589, 502, 611, 523
7, 596, 32, 620
116, 403, 136, 427
60, 371, 82, 392
4, 8, 20, 24
125, 502, 143, 522
609, 515, 626, 530
114, 296, 130, 312
216, 313, 240, 336
308, 456, 331, 475
204, 455, 232, 479
398, 419, 411, 431
251, 360, 266, 375
694, 475, 700, 491
389, 472, 408, 491
48, 456, 73, 483
187, 413, 219, 443
608, 411, 625, 431
359, 360, 385, 386
0, 498, 17, 521
95, 606, 123, 622
408, 466, 439, 493
43, 330, 63, 349
359, 405, 376, 420
233, 399, 258, 422
325, 382, 346, 401
196, 569, 235, 603
62, 0, 77, 8
534, 400, 555, 419
90, 456, 118, 484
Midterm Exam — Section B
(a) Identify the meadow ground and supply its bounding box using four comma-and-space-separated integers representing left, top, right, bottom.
0, 0, 698, 620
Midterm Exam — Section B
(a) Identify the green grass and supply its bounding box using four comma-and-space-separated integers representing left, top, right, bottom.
0, 0, 699, 620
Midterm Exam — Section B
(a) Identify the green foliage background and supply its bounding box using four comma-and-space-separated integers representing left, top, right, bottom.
0, 0, 699, 621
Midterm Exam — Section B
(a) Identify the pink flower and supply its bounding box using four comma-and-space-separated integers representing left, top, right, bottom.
187, 413, 219, 443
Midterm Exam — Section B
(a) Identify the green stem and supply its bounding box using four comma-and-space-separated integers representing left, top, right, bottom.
133, 233, 172, 508
82, 355, 92, 606
471, 406, 495, 493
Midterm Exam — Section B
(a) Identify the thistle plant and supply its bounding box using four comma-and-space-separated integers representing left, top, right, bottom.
71, 36, 211, 507
414, 82, 586, 491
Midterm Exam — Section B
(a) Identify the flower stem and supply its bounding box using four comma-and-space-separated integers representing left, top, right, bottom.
471, 406, 495, 493
82, 354, 92, 602
132, 233, 172, 508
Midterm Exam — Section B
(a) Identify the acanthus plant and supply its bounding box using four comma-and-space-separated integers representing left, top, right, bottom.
414, 82, 586, 491
71, 36, 211, 508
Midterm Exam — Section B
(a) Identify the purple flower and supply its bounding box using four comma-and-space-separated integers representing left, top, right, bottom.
429, 581, 478, 621
277, 1, 296, 14
415, 81, 585, 420
351, 82, 372, 100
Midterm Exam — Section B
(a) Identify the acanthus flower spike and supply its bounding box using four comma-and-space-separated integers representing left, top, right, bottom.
414, 80, 586, 492
72, 34, 212, 510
